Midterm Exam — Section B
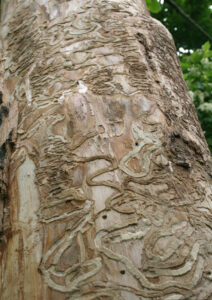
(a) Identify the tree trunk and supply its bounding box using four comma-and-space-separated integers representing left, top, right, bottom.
0, 0, 212, 299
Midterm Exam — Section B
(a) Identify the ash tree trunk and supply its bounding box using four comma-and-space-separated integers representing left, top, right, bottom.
0, 0, 212, 299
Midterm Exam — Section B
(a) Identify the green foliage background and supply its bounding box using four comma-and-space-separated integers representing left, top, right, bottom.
146, 0, 212, 151
150, 0, 212, 50
181, 42, 212, 151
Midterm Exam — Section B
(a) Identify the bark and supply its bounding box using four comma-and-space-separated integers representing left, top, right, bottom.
0, 0, 212, 299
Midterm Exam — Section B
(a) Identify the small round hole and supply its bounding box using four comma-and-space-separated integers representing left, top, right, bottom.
102, 215, 107, 219
120, 270, 125, 275
135, 142, 139, 146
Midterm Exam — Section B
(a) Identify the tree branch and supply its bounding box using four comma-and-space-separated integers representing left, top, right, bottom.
165, 0, 212, 45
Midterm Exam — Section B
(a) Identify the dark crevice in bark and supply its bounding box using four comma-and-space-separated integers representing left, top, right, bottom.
136, 32, 156, 71
0, 91, 3, 104
0, 93, 9, 126
0, 130, 13, 243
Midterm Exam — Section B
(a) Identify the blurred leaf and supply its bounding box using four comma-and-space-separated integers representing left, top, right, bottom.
146, 0, 161, 13
202, 41, 211, 52
203, 50, 212, 58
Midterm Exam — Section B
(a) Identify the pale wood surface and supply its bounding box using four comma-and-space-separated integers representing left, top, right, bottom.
0, 1, 212, 299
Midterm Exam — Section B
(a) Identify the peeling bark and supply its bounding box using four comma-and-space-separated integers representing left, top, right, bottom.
0, 0, 212, 299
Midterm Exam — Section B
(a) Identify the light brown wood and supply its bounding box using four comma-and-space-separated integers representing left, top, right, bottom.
0, 0, 212, 299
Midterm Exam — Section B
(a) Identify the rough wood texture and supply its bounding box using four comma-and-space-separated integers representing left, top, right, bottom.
0, 0, 212, 299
